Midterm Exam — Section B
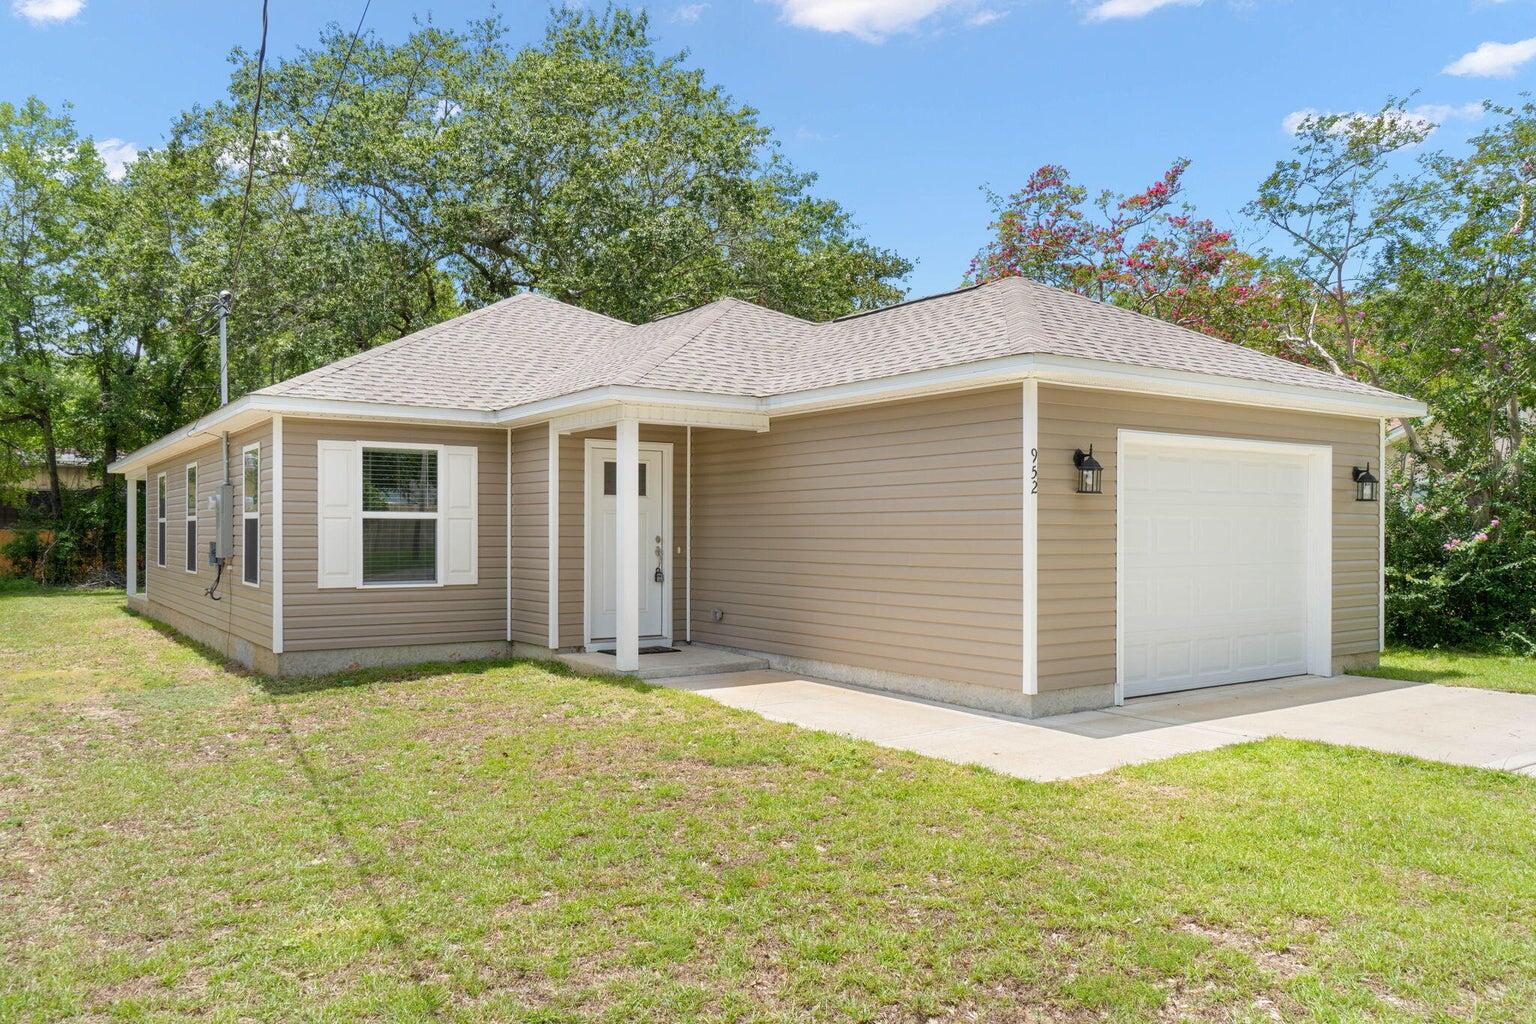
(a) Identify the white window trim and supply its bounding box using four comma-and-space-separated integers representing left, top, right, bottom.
241, 442, 260, 588
184, 463, 198, 574
357, 441, 445, 590
155, 472, 166, 568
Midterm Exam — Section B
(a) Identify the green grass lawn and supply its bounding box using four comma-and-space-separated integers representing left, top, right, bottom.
2, 584, 1534, 1023
1369, 647, 1536, 696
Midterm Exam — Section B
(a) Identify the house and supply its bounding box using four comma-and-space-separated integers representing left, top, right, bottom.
1, 451, 94, 528
108, 277, 1426, 716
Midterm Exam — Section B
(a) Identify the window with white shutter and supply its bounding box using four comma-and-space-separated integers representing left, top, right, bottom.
442, 446, 478, 585
316, 441, 359, 589
315, 440, 477, 588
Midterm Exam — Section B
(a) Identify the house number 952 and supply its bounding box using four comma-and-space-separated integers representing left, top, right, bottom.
1030, 447, 1039, 495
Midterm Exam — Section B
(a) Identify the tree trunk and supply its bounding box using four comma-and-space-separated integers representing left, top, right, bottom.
40, 412, 62, 519
102, 435, 120, 573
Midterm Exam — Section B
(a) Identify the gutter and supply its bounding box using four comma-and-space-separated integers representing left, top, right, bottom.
109, 357, 1428, 476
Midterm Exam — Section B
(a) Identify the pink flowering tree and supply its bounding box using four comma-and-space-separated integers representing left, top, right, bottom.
965, 160, 1289, 346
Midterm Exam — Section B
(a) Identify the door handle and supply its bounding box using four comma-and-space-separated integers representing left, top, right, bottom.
654, 536, 664, 583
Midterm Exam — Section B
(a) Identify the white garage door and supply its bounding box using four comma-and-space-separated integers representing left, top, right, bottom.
1120, 437, 1317, 698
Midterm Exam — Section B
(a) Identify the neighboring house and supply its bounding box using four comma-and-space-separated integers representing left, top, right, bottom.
0, 452, 94, 528
109, 278, 1425, 716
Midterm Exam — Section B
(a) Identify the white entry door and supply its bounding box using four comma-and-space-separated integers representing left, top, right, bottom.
586, 441, 670, 644
1120, 436, 1323, 698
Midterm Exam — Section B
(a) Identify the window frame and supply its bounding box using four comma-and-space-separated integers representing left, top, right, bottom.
155, 472, 166, 568
184, 463, 198, 574
241, 442, 260, 587
357, 442, 442, 589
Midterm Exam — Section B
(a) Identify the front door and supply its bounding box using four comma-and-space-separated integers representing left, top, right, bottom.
586, 441, 670, 645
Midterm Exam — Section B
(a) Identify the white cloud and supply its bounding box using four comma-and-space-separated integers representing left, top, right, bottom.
966, 8, 1005, 25
672, 2, 708, 22
1281, 102, 1485, 138
769, 0, 981, 42
1443, 38, 1536, 78
93, 138, 139, 181
1083, 0, 1201, 22
11, 0, 83, 24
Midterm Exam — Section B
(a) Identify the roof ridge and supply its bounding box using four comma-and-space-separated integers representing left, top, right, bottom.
830, 280, 988, 323
618, 301, 741, 387
990, 275, 1038, 351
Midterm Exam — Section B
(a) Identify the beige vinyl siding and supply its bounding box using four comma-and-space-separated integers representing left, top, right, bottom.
281, 419, 508, 652
556, 426, 687, 648
509, 425, 549, 646
1036, 384, 1380, 693
142, 420, 273, 651
688, 388, 1024, 691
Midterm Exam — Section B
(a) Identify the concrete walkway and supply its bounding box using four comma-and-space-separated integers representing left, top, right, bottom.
654, 670, 1536, 781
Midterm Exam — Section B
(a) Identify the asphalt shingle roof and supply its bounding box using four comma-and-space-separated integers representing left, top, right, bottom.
254, 276, 1405, 411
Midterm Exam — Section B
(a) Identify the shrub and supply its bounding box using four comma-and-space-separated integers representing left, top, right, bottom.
1385, 462, 1536, 653
2, 527, 84, 585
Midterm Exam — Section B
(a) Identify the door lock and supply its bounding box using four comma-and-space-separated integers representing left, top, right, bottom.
654, 536, 664, 583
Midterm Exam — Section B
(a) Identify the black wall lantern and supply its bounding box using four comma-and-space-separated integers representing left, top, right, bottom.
1352, 463, 1379, 502
1073, 446, 1104, 494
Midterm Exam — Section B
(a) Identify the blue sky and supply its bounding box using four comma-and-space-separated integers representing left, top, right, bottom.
4, 0, 1535, 298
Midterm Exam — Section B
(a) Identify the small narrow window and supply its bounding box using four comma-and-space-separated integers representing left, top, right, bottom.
242, 445, 260, 585
602, 461, 646, 496
155, 473, 166, 568
185, 463, 198, 572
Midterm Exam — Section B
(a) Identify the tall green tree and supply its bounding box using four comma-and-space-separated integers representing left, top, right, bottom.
1374, 101, 1536, 511
210, 7, 909, 323
0, 98, 108, 519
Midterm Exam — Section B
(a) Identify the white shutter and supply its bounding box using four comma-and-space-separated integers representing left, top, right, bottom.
316, 441, 359, 589
442, 445, 478, 585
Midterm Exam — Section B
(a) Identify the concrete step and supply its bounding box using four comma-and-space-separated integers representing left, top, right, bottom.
556, 645, 768, 681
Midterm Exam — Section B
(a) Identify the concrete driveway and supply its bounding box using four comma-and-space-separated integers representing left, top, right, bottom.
655, 670, 1536, 781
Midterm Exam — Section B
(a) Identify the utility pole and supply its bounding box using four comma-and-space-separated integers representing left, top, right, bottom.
217, 290, 232, 406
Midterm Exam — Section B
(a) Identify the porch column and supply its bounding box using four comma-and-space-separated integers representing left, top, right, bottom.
125, 476, 137, 598
614, 416, 641, 670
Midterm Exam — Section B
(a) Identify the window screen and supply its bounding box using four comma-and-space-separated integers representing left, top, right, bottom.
243, 448, 260, 515
243, 517, 260, 585
363, 448, 436, 512
156, 475, 166, 567
362, 519, 437, 584
361, 447, 438, 585
243, 446, 260, 585
184, 465, 197, 572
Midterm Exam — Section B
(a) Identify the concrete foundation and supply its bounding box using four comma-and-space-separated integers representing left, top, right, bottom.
703, 644, 1112, 718
129, 598, 278, 674
555, 644, 767, 680
274, 641, 513, 677
1334, 651, 1381, 674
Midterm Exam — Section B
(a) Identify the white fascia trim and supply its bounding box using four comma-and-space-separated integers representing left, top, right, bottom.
112, 354, 1425, 477
502, 356, 1425, 428
761, 355, 1428, 421
498, 386, 762, 428
109, 395, 497, 475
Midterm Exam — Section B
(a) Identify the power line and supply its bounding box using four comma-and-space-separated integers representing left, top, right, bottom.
317, 0, 372, 136
227, 0, 271, 305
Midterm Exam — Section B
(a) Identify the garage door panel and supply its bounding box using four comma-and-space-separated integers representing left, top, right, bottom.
1122, 440, 1317, 698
